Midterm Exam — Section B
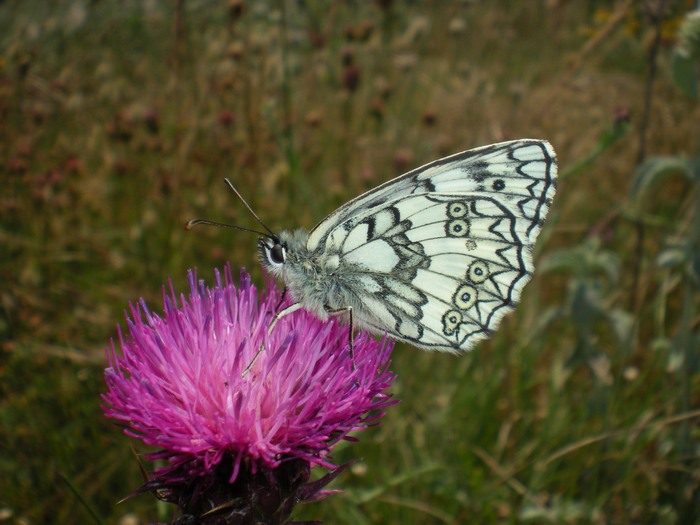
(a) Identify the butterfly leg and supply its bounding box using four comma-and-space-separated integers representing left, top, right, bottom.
241, 302, 303, 377
268, 302, 303, 336
274, 286, 288, 313
327, 306, 355, 369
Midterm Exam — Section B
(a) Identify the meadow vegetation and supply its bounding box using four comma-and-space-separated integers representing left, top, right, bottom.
1, 1, 699, 523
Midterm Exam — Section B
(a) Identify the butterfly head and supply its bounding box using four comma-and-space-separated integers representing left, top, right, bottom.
257, 229, 312, 282
258, 236, 287, 274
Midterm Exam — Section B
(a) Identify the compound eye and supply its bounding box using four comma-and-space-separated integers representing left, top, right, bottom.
270, 243, 286, 264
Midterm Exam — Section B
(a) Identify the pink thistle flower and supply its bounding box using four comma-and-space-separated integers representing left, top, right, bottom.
102, 264, 396, 524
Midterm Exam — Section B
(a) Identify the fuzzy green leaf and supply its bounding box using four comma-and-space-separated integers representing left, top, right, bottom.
631, 156, 693, 206
671, 48, 699, 99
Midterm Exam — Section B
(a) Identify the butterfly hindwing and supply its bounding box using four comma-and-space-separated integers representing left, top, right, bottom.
307, 139, 557, 353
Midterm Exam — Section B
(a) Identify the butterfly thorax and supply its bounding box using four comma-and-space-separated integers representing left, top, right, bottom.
260, 229, 358, 322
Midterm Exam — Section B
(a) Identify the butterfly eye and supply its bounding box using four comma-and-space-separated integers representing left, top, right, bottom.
270, 243, 286, 264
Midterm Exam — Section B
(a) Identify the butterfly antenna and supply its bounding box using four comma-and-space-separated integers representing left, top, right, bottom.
185, 219, 273, 239
223, 178, 276, 237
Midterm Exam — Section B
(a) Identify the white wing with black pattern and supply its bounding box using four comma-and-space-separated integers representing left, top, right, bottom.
259, 139, 557, 353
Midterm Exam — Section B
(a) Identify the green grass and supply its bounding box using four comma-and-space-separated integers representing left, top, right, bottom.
1, 1, 699, 523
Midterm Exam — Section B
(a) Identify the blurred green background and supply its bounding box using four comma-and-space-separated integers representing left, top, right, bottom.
2, 1, 700, 523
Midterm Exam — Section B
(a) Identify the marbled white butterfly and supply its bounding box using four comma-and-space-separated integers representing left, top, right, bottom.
188, 139, 557, 353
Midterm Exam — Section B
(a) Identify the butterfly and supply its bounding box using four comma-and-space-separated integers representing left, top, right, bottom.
188, 139, 557, 353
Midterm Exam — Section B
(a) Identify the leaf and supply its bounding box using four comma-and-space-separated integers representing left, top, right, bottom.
524, 305, 563, 346
671, 48, 699, 99
540, 238, 620, 283
657, 246, 687, 270
651, 337, 672, 353
605, 309, 635, 347
560, 121, 630, 181
520, 495, 601, 522
630, 156, 692, 206
692, 251, 700, 284
657, 242, 700, 283
569, 281, 601, 327
347, 463, 442, 505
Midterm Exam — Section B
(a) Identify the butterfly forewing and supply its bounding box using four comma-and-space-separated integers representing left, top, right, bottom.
306, 139, 557, 353
308, 140, 555, 251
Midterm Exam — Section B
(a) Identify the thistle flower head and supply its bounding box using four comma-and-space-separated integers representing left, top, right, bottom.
102, 265, 396, 523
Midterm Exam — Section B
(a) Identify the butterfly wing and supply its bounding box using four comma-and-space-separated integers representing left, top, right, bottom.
307, 139, 557, 353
